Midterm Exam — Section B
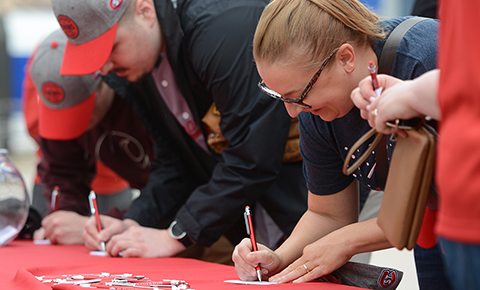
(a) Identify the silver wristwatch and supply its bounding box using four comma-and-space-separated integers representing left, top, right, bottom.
168, 220, 195, 248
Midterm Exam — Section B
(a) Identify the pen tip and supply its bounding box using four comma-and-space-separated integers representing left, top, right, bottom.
257, 270, 262, 282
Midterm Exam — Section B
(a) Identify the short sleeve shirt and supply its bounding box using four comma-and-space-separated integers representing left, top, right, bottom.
300, 16, 439, 195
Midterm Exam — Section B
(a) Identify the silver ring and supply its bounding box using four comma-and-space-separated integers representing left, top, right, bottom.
303, 264, 309, 273
371, 108, 378, 116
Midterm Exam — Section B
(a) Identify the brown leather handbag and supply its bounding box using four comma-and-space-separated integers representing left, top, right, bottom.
343, 121, 436, 250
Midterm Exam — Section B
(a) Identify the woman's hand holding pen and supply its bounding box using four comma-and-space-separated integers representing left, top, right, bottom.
232, 238, 279, 281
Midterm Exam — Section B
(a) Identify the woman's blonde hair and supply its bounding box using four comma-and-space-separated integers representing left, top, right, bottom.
253, 0, 385, 69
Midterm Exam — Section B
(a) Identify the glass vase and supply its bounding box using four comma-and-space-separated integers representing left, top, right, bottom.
0, 148, 30, 246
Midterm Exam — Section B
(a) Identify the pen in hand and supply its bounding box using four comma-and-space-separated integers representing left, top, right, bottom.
367, 61, 383, 96
51, 186, 60, 212
88, 191, 106, 252
244, 205, 262, 281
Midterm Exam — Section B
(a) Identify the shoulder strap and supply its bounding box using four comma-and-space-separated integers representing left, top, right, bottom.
375, 16, 429, 190
378, 17, 430, 74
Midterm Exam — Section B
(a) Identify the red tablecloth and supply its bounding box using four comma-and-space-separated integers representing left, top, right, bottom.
0, 240, 361, 289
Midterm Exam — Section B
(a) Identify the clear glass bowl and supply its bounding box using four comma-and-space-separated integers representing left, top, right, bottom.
0, 148, 30, 246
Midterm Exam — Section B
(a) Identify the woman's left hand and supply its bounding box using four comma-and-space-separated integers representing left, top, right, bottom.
269, 230, 352, 284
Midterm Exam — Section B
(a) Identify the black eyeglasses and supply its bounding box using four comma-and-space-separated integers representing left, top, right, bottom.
258, 47, 340, 109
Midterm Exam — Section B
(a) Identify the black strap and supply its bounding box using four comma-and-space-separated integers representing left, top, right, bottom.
375, 17, 429, 190
378, 17, 429, 75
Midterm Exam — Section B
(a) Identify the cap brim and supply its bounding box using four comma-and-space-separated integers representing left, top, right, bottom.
39, 91, 96, 140
60, 23, 118, 76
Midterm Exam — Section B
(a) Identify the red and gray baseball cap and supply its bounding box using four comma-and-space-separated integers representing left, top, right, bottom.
51, 0, 130, 76
30, 29, 102, 140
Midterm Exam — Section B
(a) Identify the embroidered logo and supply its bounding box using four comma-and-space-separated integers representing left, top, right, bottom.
378, 269, 397, 288
96, 131, 151, 169
42, 82, 64, 104
57, 15, 79, 39
110, 0, 123, 10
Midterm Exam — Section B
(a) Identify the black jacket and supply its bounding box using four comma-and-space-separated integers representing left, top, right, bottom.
105, 0, 307, 247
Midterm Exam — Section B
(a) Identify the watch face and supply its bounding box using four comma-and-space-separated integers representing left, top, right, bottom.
169, 221, 186, 240
172, 223, 185, 237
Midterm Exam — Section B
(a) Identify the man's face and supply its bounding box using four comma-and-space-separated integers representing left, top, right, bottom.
99, 18, 163, 82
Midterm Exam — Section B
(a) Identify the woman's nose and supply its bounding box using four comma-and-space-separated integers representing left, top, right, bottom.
285, 103, 303, 118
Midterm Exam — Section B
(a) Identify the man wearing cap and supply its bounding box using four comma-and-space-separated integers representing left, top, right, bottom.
51, 0, 309, 258
24, 29, 157, 245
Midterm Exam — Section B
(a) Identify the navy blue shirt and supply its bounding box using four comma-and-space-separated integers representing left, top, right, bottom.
299, 17, 438, 195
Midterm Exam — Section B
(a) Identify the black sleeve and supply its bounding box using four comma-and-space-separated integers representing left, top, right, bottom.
175, 2, 293, 246
123, 140, 196, 229
37, 137, 95, 216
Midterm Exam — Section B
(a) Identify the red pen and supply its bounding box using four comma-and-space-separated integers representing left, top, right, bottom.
89, 191, 106, 251
368, 61, 382, 96
244, 206, 262, 281
51, 186, 60, 212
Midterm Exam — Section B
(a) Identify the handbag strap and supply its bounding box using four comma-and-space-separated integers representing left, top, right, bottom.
343, 128, 382, 176
375, 17, 429, 190
378, 17, 430, 74
343, 17, 430, 190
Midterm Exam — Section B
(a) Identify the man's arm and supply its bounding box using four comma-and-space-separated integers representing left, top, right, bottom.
37, 137, 95, 216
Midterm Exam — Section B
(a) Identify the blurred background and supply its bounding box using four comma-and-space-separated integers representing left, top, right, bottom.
0, 1, 420, 289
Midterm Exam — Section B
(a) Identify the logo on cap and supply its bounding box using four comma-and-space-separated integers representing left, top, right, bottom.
42, 82, 65, 104
110, 0, 124, 10
57, 15, 79, 39
378, 269, 397, 288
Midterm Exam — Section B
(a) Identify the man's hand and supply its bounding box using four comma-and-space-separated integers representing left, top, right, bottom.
83, 215, 131, 250
33, 211, 89, 245
106, 226, 186, 258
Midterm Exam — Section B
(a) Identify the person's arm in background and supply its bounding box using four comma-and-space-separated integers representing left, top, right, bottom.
37, 137, 96, 216
34, 137, 96, 244
351, 69, 441, 135
122, 139, 197, 228
82, 126, 199, 255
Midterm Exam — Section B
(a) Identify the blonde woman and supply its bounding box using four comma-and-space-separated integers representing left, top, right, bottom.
232, 0, 448, 289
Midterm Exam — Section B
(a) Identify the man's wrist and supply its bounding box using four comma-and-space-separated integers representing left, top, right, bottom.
123, 218, 140, 229
168, 220, 195, 248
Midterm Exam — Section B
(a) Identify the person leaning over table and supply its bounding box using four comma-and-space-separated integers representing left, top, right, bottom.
231, 0, 450, 289
22, 31, 134, 242
23, 29, 156, 245
50, 0, 308, 259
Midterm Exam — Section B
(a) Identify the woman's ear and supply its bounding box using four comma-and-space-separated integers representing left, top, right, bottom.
337, 43, 355, 73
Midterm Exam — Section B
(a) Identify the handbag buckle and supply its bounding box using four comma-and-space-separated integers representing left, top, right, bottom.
386, 117, 423, 130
